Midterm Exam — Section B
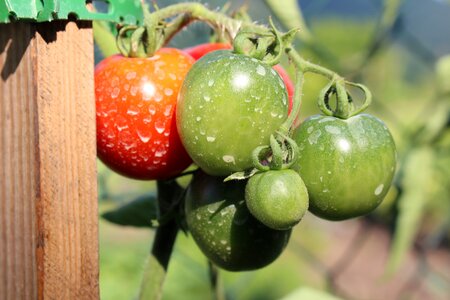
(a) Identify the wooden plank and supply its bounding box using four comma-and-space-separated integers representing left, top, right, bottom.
0, 21, 99, 299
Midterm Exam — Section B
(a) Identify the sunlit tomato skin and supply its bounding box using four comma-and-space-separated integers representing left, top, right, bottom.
95, 48, 195, 180
292, 114, 397, 220
184, 43, 294, 113
245, 169, 309, 230
177, 50, 289, 176
185, 170, 291, 271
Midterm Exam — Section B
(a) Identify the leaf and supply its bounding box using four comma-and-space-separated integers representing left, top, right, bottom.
102, 194, 159, 228
93, 20, 119, 58
386, 147, 434, 275
280, 287, 343, 300
224, 168, 260, 182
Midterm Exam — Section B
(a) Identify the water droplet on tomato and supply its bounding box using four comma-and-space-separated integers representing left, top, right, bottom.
137, 129, 151, 143
163, 105, 172, 117
155, 120, 165, 134
130, 86, 138, 96
127, 106, 139, 116
222, 155, 235, 164
374, 184, 384, 196
208, 79, 214, 86
111, 87, 120, 99
206, 136, 216, 142
126, 72, 136, 80
256, 65, 266, 76
203, 95, 211, 102
148, 104, 156, 115
115, 115, 128, 131
164, 88, 173, 96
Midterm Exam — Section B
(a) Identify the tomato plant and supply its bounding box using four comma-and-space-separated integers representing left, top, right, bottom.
177, 50, 289, 176
185, 170, 292, 271
184, 43, 295, 113
245, 169, 309, 230
292, 114, 397, 220
95, 48, 195, 180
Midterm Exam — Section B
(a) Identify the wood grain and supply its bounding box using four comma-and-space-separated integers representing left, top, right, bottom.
0, 22, 98, 299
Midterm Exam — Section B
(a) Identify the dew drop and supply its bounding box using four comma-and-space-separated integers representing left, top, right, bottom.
155, 120, 165, 134
111, 87, 120, 99
148, 105, 156, 115
164, 88, 173, 96
374, 184, 384, 196
126, 72, 136, 80
203, 95, 211, 102
222, 155, 235, 164
163, 105, 172, 117
208, 79, 214, 86
325, 125, 341, 134
154, 144, 166, 157
115, 115, 128, 131
206, 136, 216, 142
137, 129, 151, 143
127, 107, 139, 116
256, 65, 266, 76
130, 86, 138, 96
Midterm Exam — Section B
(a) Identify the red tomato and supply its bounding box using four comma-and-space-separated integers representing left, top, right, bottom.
184, 43, 294, 113
95, 48, 195, 180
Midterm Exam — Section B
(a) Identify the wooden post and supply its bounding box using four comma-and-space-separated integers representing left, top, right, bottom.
0, 21, 99, 299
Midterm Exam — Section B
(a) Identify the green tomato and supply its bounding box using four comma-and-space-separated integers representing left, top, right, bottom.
177, 50, 289, 176
292, 114, 396, 221
246, 169, 309, 230
185, 170, 291, 271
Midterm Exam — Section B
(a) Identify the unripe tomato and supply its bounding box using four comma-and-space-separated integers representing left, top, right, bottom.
245, 169, 309, 230
95, 48, 195, 180
292, 114, 397, 220
177, 50, 289, 176
184, 43, 294, 113
185, 171, 291, 271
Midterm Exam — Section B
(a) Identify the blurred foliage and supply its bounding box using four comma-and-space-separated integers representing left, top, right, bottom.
96, 0, 450, 299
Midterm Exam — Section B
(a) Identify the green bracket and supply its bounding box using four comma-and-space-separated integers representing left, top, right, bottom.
0, 0, 143, 24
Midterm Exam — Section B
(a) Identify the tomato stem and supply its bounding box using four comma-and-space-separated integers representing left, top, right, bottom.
138, 180, 182, 300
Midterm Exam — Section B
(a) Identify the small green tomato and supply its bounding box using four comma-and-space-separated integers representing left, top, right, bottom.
245, 169, 309, 230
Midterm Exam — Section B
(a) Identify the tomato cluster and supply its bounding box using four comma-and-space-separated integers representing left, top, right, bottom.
95, 42, 396, 272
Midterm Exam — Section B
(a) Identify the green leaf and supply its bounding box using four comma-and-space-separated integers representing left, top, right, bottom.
102, 194, 159, 228
93, 20, 119, 58
280, 287, 343, 300
224, 168, 260, 182
386, 147, 435, 275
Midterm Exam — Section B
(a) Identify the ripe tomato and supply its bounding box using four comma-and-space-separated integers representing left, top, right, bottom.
185, 170, 291, 271
184, 43, 294, 113
95, 48, 195, 180
292, 114, 397, 220
177, 50, 289, 176
245, 169, 309, 230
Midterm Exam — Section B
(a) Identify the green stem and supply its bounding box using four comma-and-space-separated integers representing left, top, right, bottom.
148, 2, 266, 43
139, 220, 178, 300
138, 181, 180, 300
287, 48, 339, 79
208, 261, 225, 300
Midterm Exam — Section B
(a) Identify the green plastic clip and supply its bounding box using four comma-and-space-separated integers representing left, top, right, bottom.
0, 0, 143, 24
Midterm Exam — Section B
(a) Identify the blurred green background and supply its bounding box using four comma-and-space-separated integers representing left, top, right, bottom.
95, 0, 450, 299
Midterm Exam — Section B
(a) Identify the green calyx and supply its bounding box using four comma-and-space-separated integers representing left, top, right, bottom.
317, 78, 372, 119
233, 18, 298, 66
